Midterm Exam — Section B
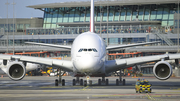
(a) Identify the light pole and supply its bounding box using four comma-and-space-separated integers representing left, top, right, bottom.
178, 0, 179, 53
12, 0, 16, 55
5, 0, 9, 54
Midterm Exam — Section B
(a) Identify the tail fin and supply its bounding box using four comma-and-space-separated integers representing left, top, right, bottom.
90, 0, 94, 32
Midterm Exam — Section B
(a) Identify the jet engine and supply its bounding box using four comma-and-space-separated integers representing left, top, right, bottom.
153, 61, 172, 80
6, 61, 26, 81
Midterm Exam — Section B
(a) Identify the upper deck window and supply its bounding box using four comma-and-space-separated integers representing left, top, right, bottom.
92, 48, 98, 52
78, 49, 83, 52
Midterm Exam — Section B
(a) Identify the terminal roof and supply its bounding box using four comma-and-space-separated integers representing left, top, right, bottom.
27, 0, 178, 9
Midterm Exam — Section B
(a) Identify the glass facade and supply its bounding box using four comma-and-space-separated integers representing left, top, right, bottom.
43, 4, 179, 28
0, 37, 147, 46
26, 25, 168, 35
0, 24, 30, 33
0, 24, 15, 32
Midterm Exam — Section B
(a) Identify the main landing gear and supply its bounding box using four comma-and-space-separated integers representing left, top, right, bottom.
72, 77, 84, 86
55, 69, 66, 86
72, 76, 92, 87
98, 76, 109, 86
116, 69, 126, 86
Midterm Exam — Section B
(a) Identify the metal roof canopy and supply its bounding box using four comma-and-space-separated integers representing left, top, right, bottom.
57, 21, 161, 27
27, 0, 178, 9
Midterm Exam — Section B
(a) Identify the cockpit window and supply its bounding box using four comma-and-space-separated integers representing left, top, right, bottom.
88, 49, 92, 51
78, 49, 83, 52
78, 48, 98, 52
92, 48, 98, 52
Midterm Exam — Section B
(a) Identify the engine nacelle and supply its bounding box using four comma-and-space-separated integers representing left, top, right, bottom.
7, 61, 26, 81
153, 61, 172, 80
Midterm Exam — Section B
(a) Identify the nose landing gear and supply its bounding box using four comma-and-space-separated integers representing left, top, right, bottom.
83, 76, 92, 86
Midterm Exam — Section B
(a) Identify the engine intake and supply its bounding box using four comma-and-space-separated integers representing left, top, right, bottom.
7, 61, 26, 81
153, 61, 172, 80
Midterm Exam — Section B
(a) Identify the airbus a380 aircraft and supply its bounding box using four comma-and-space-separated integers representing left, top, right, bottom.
0, 0, 180, 86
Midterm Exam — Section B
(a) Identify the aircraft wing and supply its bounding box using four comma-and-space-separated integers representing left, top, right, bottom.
106, 41, 160, 50
0, 54, 73, 72
105, 53, 180, 73
25, 42, 71, 49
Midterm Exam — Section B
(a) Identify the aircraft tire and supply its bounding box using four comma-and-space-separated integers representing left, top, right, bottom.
84, 80, 87, 87
116, 79, 119, 85
106, 79, 109, 86
80, 79, 83, 86
73, 79, 76, 86
62, 79, 65, 86
55, 79, 58, 86
89, 80, 92, 86
123, 79, 125, 85
98, 79, 101, 86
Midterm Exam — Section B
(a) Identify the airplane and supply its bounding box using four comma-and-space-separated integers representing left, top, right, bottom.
0, 0, 180, 86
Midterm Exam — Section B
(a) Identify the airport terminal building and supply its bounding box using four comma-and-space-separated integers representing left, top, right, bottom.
0, 0, 179, 47
0, 0, 180, 53
0, 0, 179, 53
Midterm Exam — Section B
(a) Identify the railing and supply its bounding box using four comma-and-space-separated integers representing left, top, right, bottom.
25, 25, 173, 35
154, 30, 174, 46
0, 35, 3, 38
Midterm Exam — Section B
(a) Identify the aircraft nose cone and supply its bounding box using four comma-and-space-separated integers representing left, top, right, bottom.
75, 54, 98, 72
82, 54, 95, 68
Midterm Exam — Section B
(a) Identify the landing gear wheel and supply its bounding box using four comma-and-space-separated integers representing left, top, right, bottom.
106, 79, 109, 86
55, 79, 58, 86
73, 79, 76, 86
62, 79, 65, 86
116, 79, 119, 86
123, 79, 125, 85
80, 79, 83, 86
84, 80, 87, 87
89, 80, 92, 86
98, 79, 101, 86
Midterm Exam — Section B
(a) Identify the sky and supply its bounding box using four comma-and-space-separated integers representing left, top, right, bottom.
0, 0, 88, 18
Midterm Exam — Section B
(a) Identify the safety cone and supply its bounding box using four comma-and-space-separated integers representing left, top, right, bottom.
134, 74, 136, 78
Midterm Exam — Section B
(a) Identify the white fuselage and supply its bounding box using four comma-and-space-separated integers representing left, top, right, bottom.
71, 32, 106, 75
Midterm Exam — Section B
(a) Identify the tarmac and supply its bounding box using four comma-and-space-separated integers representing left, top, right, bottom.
0, 75, 180, 101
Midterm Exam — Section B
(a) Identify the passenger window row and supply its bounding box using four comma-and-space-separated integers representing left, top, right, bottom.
78, 48, 98, 52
